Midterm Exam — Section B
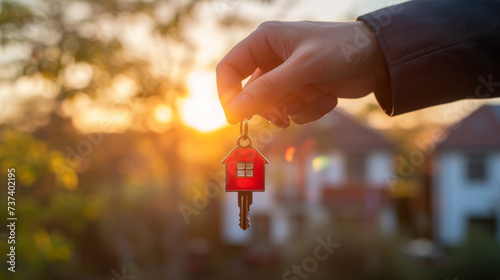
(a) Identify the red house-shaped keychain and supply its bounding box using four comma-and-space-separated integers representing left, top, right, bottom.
222, 145, 268, 192
222, 118, 268, 230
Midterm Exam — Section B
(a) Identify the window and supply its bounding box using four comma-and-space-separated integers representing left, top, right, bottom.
467, 154, 487, 181
237, 162, 254, 177
345, 153, 366, 182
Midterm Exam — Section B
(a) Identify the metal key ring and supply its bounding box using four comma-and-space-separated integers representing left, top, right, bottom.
237, 136, 252, 147
239, 117, 248, 138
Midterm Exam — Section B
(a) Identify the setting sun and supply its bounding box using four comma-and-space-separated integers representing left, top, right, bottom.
180, 71, 227, 132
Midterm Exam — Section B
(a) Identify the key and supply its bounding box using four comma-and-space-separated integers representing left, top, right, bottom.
238, 191, 253, 230
222, 118, 268, 230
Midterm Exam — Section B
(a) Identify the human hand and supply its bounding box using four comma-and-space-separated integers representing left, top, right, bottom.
216, 20, 387, 127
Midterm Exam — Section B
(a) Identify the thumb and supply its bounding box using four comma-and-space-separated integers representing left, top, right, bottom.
227, 59, 307, 121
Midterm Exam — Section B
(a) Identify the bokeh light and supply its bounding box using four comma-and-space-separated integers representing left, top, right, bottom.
312, 155, 330, 172
285, 146, 295, 162
154, 104, 173, 124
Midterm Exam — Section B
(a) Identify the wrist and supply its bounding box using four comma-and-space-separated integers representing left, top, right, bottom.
358, 21, 388, 92
357, 20, 393, 114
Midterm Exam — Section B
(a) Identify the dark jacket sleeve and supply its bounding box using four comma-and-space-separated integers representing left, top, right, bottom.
358, 0, 500, 116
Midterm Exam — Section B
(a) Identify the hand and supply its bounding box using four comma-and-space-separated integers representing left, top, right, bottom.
216, 20, 387, 127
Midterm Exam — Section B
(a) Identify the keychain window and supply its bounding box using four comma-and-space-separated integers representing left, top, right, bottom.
237, 162, 254, 177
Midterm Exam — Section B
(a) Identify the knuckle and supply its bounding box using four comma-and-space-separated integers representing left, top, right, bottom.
255, 75, 279, 94
258, 21, 281, 32
300, 48, 317, 62
293, 47, 319, 68
215, 61, 224, 75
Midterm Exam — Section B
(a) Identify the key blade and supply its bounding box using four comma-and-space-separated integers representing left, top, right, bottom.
238, 192, 252, 230
238, 192, 249, 230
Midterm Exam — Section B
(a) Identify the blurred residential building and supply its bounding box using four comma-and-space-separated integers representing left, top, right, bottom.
433, 105, 500, 246
221, 110, 396, 246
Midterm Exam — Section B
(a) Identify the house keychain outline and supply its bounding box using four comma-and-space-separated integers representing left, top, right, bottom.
222, 144, 268, 192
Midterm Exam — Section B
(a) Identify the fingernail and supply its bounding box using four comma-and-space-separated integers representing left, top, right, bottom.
317, 95, 337, 110
286, 101, 303, 115
228, 94, 253, 115
268, 115, 288, 129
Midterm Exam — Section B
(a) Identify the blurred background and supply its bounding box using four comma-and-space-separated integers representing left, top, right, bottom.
1, 0, 500, 279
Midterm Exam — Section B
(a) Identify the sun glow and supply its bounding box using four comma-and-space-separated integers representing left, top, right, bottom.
154, 105, 172, 123
180, 71, 227, 132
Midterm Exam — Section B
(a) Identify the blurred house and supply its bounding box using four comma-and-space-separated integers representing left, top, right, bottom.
433, 105, 500, 246
221, 110, 396, 246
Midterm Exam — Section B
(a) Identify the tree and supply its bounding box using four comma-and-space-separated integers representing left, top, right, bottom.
1, 1, 275, 279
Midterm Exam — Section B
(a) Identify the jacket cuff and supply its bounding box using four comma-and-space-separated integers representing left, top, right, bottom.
357, 13, 396, 116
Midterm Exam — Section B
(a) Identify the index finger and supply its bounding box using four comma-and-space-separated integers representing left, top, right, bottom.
216, 29, 281, 124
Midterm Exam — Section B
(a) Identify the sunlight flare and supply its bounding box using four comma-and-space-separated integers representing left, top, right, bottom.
180, 71, 227, 132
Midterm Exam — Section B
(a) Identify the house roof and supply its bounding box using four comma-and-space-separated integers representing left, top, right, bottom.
438, 105, 500, 150
311, 109, 393, 151
221, 145, 269, 163
263, 109, 393, 155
